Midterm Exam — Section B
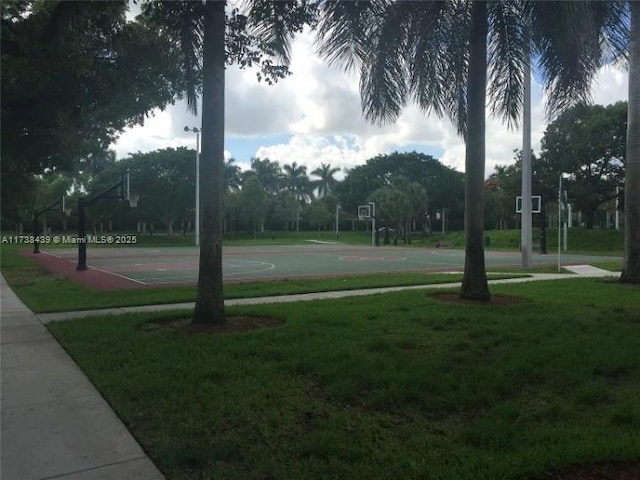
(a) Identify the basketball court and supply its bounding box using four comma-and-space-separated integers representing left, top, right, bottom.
34, 242, 621, 289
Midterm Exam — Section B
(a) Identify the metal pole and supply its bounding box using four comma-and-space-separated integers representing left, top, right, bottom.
77, 197, 87, 270
521, 43, 532, 268
195, 131, 200, 247
335, 204, 340, 241
615, 186, 620, 230
370, 202, 376, 247
557, 175, 561, 272
32, 212, 40, 254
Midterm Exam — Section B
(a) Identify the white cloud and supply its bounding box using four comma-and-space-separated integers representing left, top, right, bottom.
111, 29, 629, 180
591, 66, 628, 106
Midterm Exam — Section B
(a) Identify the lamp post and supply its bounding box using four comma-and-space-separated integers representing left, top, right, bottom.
521, 39, 533, 268
335, 204, 341, 241
184, 126, 200, 247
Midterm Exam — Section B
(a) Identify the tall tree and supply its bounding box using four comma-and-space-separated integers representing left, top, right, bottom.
247, 157, 283, 195
112, 148, 196, 236
315, 0, 629, 300
224, 158, 242, 192
283, 162, 314, 202
142, 1, 311, 323
1, 0, 181, 222
622, 1, 640, 283
241, 175, 267, 235
283, 161, 313, 231
311, 163, 340, 198
540, 102, 627, 229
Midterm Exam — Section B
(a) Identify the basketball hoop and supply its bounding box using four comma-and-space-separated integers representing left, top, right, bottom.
357, 204, 371, 220
128, 194, 140, 208
64, 208, 72, 217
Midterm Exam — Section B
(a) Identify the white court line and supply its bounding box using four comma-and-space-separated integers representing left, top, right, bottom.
41, 250, 148, 286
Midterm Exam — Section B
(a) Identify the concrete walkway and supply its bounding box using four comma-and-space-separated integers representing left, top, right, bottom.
1, 266, 619, 479
1, 275, 164, 480
37, 269, 618, 324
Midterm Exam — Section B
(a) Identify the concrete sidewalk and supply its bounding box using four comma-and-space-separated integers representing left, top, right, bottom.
0, 275, 164, 480
37, 268, 618, 324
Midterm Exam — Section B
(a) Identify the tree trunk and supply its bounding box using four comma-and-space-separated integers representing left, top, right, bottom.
585, 210, 595, 229
192, 0, 226, 324
539, 205, 548, 254
621, 0, 640, 283
461, 0, 490, 301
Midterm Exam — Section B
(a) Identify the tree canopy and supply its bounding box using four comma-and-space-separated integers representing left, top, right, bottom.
1, 0, 182, 222
540, 102, 627, 228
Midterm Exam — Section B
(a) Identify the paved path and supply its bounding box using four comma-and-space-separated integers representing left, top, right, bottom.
37, 268, 618, 325
1, 265, 618, 479
1, 275, 164, 480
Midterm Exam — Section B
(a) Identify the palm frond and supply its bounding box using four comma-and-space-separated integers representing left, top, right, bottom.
315, 0, 389, 72
531, 1, 601, 120
487, 0, 528, 129
248, 0, 313, 64
360, 0, 414, 125
589, 0, 630, 67
438, 0, 470, 137
140, 1, 204, 114
407, 1, 456, 120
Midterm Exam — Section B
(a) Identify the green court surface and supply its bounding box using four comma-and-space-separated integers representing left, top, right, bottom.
41, 242, 621, 286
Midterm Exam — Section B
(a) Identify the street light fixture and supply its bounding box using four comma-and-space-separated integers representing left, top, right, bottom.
184, 126, 200, 247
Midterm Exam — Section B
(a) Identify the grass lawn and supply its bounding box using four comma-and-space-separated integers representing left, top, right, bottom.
48, 279, 640, 480
0, 246, 524, 313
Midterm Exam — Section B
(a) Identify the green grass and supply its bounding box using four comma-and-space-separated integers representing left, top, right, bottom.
481, 228, 624, 255
590, 261, 623, 272
0, 246, 522, 313
48, 279, 640, 480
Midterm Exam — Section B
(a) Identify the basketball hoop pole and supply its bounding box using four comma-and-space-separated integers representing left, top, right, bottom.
369, 201, 376, 247
76, 170, 136, 271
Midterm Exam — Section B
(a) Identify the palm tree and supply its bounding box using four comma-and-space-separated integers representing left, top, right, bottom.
190, 0, 226, 322
283, 161, 314, 231
247, 157, 283, 195
622, 1, 640, 283
141, 1, 310, 323
224, 157, 242, 192
311, 162, 340, 198
283, 162, 314, 200
315, 0, 629, 300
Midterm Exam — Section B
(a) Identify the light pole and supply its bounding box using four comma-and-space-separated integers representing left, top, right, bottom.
521, 38, 533, 268
335, 204, 341, 241
184, 126, 200, 247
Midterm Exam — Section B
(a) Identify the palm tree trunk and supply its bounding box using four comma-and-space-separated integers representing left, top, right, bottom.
192, 0, 226, 323
621, 0, 640, 283
461, 0, 490, 300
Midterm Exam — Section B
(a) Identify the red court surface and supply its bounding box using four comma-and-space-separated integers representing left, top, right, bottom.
29, 243, 620, 291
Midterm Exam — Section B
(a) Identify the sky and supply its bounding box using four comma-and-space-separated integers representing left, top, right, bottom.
111, 25, 629, 180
